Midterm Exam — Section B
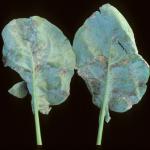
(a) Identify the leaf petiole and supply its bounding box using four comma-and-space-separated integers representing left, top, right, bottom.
34, 101, 42, 146
96, 106, 105, 145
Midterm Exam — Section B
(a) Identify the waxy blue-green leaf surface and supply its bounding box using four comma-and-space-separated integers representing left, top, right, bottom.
2, 16, 75, 114
73, 4, 149, 122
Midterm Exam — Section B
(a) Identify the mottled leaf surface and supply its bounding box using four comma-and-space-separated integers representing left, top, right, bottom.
2, 16, 75, 114
73, 4, 149, 122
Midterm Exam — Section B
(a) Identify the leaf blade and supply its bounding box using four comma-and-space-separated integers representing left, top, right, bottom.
2, 16, 75, 114
73, 3, 149, 120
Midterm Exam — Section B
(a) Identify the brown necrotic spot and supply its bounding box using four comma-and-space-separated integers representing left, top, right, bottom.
88, 78, 101, 96
97, 55, 107, 64
122, 59, 129, 65
59, 68, 67, 76
138, 82, 145, 87
112, 88, 119, 94
35, 64, 41, 72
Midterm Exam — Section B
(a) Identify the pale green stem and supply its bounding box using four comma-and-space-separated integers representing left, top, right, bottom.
33, 96, 42, 146
96, 106, 105, 145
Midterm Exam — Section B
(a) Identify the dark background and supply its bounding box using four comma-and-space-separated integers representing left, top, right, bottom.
0, 0, 150, 150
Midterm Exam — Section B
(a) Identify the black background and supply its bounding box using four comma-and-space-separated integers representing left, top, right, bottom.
0, 0, 150, 150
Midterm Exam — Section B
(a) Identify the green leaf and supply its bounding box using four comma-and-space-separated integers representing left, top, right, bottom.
73, 3, 149, 145
8, 81, 28, 98
2, 16, 75, 145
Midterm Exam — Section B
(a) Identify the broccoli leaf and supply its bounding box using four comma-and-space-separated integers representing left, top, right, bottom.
73, 3, 149, 145
2, 16, 75, 145
8, 81, 28, 98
